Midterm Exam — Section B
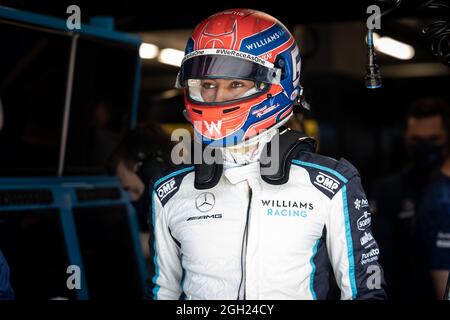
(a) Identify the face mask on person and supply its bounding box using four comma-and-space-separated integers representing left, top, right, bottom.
406, 140, 446, 172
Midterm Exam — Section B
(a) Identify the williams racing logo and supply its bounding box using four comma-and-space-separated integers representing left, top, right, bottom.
261, 199, 314, 218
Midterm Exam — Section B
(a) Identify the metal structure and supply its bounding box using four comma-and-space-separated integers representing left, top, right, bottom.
0, 6, 146, 299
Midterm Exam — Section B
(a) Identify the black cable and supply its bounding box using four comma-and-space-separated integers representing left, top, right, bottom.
419, 0, 450, 66
375, 0, 402, 19
365, 29, 382, 89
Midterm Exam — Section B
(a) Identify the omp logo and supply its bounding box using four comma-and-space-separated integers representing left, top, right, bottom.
187, 214, 222, 221
357, 211, 372, 231
354, 198, 369, 210
204, 120, 222, 136
360, 232, 374, 246
157, 178, 177, 200
314, 172, 340, 194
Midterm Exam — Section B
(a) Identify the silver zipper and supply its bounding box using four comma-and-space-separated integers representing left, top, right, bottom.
237, 182, 252, 300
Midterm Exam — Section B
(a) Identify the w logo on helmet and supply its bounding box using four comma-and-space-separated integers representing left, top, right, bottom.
197, 20, 237, 50
203, 120, 223, 137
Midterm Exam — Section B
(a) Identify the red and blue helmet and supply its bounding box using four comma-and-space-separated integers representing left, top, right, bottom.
176, 9, 303, 147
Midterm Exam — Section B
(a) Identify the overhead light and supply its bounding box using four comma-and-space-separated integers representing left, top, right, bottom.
158, 48, 185, 66
372, 32, 415, 60
139, 43, 159, 59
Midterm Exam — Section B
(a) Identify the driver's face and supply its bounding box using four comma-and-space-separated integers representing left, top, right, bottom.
200, 79, 255, 103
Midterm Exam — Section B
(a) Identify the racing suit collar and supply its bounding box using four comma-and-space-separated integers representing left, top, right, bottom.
221, 127, 278, 184
223, 161, 260, 185
221, 127, 277, 169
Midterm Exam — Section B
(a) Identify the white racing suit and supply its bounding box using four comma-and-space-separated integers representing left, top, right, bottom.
147, 135, 386, 300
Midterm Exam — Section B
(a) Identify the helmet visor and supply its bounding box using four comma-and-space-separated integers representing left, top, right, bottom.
185, 78, 269, 104
178, 54, 281, 87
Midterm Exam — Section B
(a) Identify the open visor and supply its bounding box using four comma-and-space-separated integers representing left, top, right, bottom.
176, 54, 281, 88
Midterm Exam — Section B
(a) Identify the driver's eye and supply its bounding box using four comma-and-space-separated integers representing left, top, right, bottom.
230, 81, 244, 88
202, 82, 216, 89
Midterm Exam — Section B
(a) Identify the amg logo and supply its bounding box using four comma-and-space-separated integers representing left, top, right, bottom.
314, 172, 340, 194
187, 214, 222, 221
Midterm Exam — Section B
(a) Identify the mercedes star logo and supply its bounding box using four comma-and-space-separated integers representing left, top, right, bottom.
195, 192, 215, 212
205, 38, 225, 48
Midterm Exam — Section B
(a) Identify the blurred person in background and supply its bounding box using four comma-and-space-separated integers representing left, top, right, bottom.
417, 129, 450, 299
108, 123, 173, 261
0, 249, 13, 300
371, 97, 450, 299
88, 96, 129, 169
